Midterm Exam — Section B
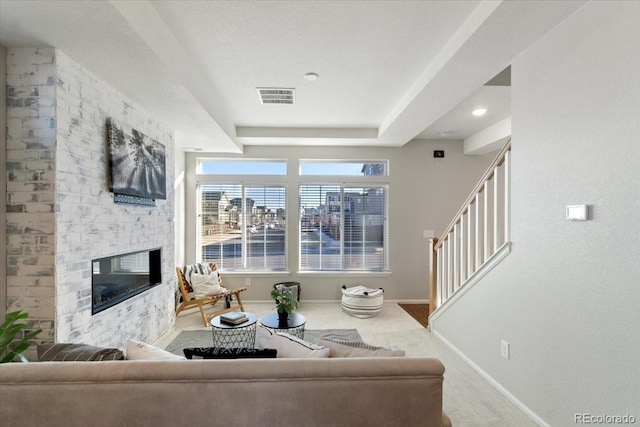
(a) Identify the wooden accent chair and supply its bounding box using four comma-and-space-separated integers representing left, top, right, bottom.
176, 263, 247, 326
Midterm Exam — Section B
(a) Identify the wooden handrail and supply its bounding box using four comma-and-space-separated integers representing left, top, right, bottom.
434, 139, 511, 251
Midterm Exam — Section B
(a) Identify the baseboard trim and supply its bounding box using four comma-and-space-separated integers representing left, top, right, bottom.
431, 329, 549, 427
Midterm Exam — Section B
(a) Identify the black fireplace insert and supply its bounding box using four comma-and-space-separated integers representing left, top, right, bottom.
92, 248, 162, 314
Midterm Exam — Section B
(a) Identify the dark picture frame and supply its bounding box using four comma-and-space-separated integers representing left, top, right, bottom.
107, 118, 167, 200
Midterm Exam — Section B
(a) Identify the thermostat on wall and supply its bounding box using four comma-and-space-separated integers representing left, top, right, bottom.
566, 204, 590, 221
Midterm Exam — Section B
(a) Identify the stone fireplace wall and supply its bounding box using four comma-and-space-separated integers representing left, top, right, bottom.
6, 48, 57, 344
6, 47, 176, 349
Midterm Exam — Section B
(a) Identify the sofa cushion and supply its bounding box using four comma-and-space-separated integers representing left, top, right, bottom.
126, 339, 185, 360
37, 343, 125, 362
318, 338, 405, 357
183, 347, 277, 359
255, 326, 330, 358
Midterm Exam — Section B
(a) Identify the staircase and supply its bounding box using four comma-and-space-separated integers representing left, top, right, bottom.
428, 140, 512, 322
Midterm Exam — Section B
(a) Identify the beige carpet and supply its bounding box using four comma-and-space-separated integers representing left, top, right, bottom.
158, 302, 536, 427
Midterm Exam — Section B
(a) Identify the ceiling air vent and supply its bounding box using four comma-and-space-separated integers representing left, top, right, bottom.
257, 87, 295, 105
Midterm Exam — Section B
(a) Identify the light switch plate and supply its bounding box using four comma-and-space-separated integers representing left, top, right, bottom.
566, 204, 589, 221
501, 340, 510, 360
423, 229, 434, 238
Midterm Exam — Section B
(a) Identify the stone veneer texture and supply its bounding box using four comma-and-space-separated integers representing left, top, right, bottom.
6, 47, 176, 349
6, 48, 57, 344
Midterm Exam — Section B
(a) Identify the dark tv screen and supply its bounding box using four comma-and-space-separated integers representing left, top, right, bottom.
108, 118, 167, 200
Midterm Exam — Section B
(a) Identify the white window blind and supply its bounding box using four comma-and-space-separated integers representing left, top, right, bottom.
198, 184, 286, 271
299, 184, 388, 272
111, 252, 149, 273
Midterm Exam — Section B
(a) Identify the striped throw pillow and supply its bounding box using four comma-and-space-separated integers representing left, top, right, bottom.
318, 338, 405, 358
37, 343, 125, 362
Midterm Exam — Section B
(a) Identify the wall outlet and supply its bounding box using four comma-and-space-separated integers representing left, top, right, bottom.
245, 278, 251, 287
501, 340, 510, 360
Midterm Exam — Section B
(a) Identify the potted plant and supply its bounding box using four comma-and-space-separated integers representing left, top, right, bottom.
270, 285, 298, 327
0, 310, 42, 363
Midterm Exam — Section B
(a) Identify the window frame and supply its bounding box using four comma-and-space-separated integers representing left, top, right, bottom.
198, 158, 288, 176
192, 156, 390, 276
195, 158, 289, 273
299, 159, 388, 177
297, 159, 390, 274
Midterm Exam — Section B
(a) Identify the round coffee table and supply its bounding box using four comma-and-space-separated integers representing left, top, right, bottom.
210, 312, 257, 348
260, 312, 306, 339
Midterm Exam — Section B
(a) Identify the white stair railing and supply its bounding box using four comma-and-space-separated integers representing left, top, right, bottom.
429, 140, 511, 315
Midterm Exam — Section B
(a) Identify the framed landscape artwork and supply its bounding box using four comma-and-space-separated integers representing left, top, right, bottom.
107, 118, 167, 201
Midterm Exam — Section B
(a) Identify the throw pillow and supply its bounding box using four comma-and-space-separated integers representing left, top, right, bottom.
183, 347, 277, 359
37, 343, 125, 362
126, 339, 186, 360
190, 271, 225, 298
255, 326, 330, 358
182, 263, 213, 281
318, 338, 405, 358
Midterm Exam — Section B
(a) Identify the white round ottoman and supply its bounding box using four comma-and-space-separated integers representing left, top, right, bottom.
341, 285, 384, 318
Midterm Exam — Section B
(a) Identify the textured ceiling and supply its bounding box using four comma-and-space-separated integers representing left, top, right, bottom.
0, 1, 586, 153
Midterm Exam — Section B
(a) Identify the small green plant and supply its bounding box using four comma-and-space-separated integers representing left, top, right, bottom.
270, 286, 298, 314
0, 310, 42, 363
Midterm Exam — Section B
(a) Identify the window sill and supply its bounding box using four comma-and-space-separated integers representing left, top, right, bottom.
297, 271, 391, 277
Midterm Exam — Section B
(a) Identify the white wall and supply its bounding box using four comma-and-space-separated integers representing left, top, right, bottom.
174, 148, 186, 267
431, 2, 640, 425
184, 141, 495, 301
0, 45, 7, 321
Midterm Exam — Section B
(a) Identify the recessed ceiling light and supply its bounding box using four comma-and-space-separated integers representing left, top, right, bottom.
304, 72, 319, 81
472, 108, 487, 117
440, 131, 453, 137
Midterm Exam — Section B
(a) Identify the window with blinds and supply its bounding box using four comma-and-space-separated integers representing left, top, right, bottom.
299, 184, 388, 272
197, 184, 287, 271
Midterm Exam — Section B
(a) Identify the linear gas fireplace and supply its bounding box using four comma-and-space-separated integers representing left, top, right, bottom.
92, 248, 162, 315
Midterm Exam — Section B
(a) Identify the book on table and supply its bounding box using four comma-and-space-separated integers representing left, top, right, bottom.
220, 312, 248, 325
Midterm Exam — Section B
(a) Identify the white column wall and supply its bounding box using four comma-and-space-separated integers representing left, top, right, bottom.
0, 45, 7, 321
431, 2, 640, 425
